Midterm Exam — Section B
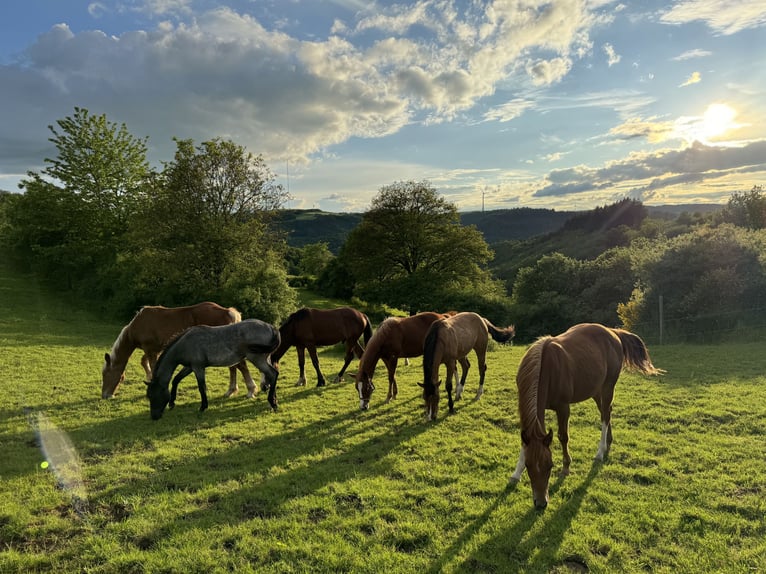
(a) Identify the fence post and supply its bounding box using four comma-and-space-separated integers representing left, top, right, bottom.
659, 294, 664, 345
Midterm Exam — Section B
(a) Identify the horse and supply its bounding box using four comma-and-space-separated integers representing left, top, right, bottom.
355, 311, 463, 411
509, 323, 663, 509
145, 319, 280, 420
270, 307, 373, 387
102, 302, 256, 399
420, 312, 515, 420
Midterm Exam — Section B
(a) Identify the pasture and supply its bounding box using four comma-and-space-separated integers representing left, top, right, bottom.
1, 262, 765, 573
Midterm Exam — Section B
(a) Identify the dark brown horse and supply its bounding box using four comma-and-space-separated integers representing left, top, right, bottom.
421, 312, 515, 420
270, 307, 373, 387
510, 323, 663, 509
354, 311, 463, 410
102, 302, 255, 399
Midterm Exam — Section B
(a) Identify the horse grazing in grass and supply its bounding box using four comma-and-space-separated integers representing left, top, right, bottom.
102, 302, 256, 400
420, 312, 515, 420
270, 307, 373, 387
355, 311, 462, 411
145, 319, 280, 420
510, 323, 663, 509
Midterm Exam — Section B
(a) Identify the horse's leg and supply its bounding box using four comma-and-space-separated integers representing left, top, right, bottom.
474, 347, 488, 400
192, 366, 209, 412
595, 386, 615, 460
225, 365, 239, 397
249, 354, 279, 411
383, 357, 399, 402
510, 444, 526, 481
169, 366, 193, 409
556, 405, 572, 475
141, 352, 155, 383
334, 341, 357, 383
455, 356, 470, 400
307, 345, 326, 387
237, 360, 257, 398
295, 347, 307, 386
445, 361, 456, 414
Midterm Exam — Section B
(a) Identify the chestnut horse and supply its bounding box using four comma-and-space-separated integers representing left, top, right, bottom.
145, 320, 280, 420
510, 323, 663, 509
420, 312, 515, 420
102, 302, 255, 399
355, 311, 465, 410
270, 307, 373, 387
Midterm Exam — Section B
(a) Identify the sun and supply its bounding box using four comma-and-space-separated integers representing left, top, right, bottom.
700, 103, 738, 141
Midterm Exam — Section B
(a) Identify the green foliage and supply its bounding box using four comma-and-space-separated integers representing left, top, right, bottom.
623, 225, 766, 341
339, 180, 507, 314
721, 185, 766, 229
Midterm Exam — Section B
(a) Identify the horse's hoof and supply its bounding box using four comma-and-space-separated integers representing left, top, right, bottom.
560, 468, 571, 477
246, 392, 255, 399
169, 403, 175, 409
316, 382, 326, 388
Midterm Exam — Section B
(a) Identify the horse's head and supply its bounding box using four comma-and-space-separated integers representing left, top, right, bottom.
355, 371, 375, 410
145, 380, 170, 420
418, 381, 440, 421
101, 353, 125, 399
521, 428, 554, 509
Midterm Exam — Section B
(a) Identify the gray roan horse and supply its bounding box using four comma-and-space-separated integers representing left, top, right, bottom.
145, 319, 280, 420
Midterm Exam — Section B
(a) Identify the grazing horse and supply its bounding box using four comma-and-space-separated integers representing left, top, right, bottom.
420, 312, 515, 420
355, 311, 464, 410
102, 302, 256, 399
270, 307, 373, 387
145, 320, 280, 420
510, 323, 663, 509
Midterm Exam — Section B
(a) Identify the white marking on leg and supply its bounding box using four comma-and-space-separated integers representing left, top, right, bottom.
511, 447, 526, 481
475, 384, 484, 400
595, 421, 609, 460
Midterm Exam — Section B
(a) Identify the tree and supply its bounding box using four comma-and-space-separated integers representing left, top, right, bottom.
10, 108, 151, 297
722, 185, 766, 229
125, 138, 296, 322
339, 180, 506, 315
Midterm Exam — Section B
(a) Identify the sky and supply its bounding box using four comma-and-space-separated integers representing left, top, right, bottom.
1, 1, 765, 213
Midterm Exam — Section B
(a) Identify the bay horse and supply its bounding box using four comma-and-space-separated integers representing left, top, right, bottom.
102, 302, 256, 399
355, 311, 464, 411
420, 312, 515, 420
510, 323, 663, 509
145, 319, 280, 420
270, 307, 373, 387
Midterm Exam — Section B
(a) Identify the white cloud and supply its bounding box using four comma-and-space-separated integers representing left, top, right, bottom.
679, 71, 702, 87
661, 0, 766, 35
671, 48, 712, 61
603, 43, 620, 66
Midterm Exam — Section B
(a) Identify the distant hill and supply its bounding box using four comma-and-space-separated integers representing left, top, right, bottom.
272, 204, 725, 256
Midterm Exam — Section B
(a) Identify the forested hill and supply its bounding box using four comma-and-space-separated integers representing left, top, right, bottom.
273, 207, 578, 252
273, 204, 723, 253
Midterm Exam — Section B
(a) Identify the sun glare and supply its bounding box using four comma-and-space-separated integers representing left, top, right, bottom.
701, 103, 737, 139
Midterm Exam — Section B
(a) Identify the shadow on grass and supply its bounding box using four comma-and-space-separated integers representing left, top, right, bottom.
447, 461, 602, 573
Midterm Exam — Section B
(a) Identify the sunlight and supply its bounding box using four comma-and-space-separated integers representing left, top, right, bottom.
701, 103, 737, 140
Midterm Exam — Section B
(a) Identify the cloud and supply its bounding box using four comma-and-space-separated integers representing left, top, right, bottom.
671, 48, 712, 61
526, 57, 572, 85
661, 0, 766, 35
532, 139, 766, 198
679, 71, 701, 87
603, 43, 620, 66
483, 98, 536, 123
609, 117, 675, 143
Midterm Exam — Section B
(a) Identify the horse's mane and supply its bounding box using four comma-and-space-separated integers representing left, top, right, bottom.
422, 320, 443, 391
358, 318, 395, 374
227, 307, 242, 323
516, 335, 552, 436
151, 327, 192, 379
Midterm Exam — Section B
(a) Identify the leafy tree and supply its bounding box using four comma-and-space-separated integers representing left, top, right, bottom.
298, 242, 334, 278
339, 180, 506, 315
125, 138, 296, 322
9, 108, 151, 298
722, 185, 766, 229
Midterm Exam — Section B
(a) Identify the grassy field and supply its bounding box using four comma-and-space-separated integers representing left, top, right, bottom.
1, 261, 765, 573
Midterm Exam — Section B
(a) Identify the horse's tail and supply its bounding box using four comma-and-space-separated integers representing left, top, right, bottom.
613, 329, 664, 375
484, 318, 516, 344
227, 307, 242, 324
362, 313, 373, 346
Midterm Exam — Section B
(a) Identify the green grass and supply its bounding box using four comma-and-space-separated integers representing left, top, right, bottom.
1, 260, 765, 573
